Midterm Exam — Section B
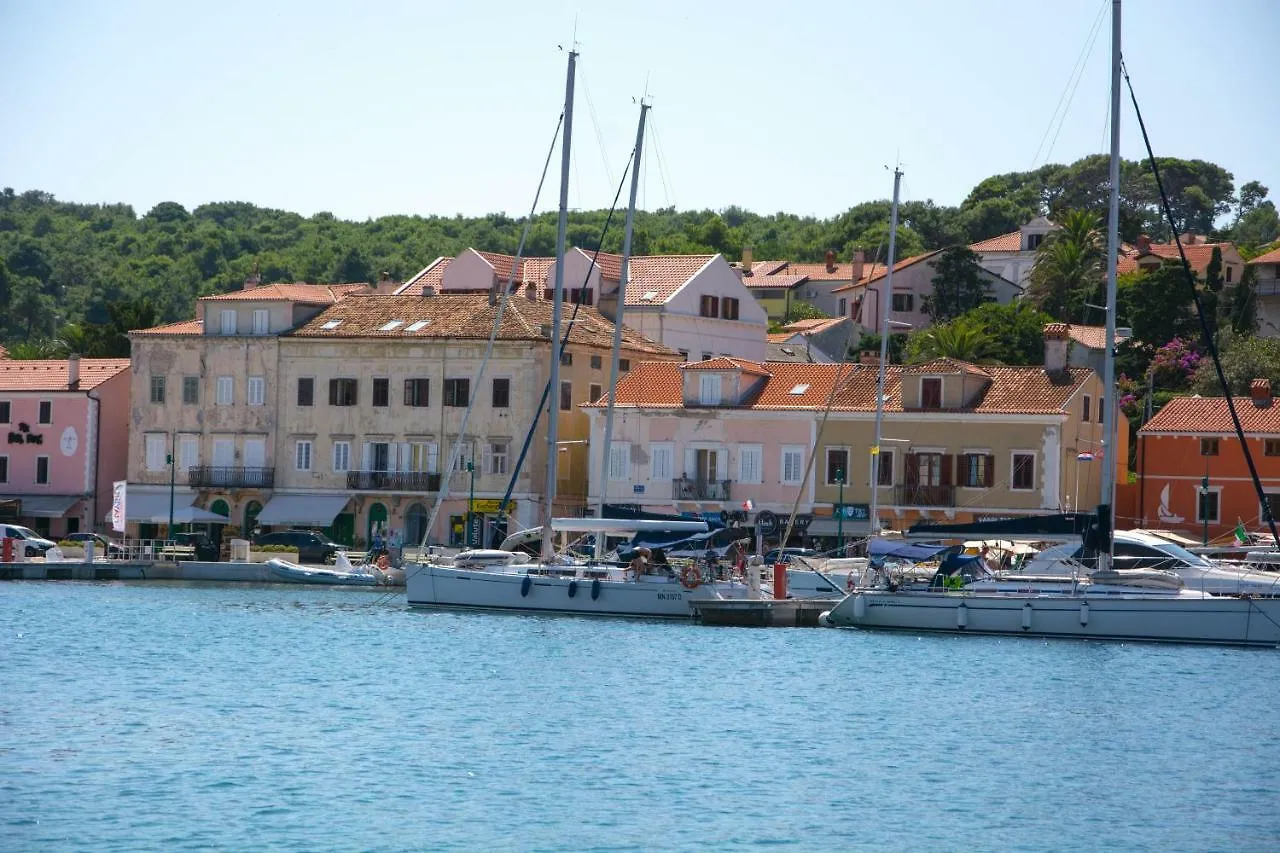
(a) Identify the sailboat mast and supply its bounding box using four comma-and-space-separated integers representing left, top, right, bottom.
1098, 0, 1122, 569
594, 101, 649, 557
541, 50, 577, 563
868, 167, 902, 538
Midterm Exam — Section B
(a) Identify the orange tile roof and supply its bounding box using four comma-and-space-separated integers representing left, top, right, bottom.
623, 255, 717, 305
1139, 395, 1280, 434
742, 274, 808, 291
680, 357, 772, 378
591, 359, 1089, 415
399, 257, 449, 294
748, 260, 790, 277
1248, 246, 1280, 265
831, 251, 942, 293
766, 332, 797, 343
780, 262, 858, 282
1065, 324, 1125, 350
0, 358, 130, 392
1116, 242, 1235, 277
900, 357, 993, 379
969, 230, 1023, 252
200, 283, 370, 303
288, 293, 676, 356
0, 345, 8, 358
782, 317, 846, 334
132, 318, 204, 336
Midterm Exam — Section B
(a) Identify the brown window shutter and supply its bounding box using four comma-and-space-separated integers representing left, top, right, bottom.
941, 454, 954, 486
984, 454, 995, 488
905, 453, 920, 486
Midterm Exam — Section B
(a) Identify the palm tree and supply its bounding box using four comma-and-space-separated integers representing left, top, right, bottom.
907, 321, 996, 363
1025, 209, 1104, 321
6, 339, 63, 360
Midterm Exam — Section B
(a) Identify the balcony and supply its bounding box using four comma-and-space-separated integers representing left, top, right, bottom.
346, 470, 442, 492
673, 477, 732, 501
187, 466, 275, 489
894, 484, 956, 507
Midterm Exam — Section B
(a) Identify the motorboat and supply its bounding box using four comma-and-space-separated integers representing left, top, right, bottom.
266, 557, 380, 586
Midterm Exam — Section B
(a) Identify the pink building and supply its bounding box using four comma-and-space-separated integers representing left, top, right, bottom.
0, 356, 131, 538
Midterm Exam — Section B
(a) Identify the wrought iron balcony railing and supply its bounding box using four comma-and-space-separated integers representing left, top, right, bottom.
672, 477, 732, 501
894, 484, 956, 507
346, 470, 442, 492
187, 466, 275, 489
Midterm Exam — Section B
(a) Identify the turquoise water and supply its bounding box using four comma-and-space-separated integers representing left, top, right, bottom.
3, 582, 1279, 852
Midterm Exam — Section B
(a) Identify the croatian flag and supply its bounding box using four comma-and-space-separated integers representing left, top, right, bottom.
1077, 451, 1095, 461
742, 499, 754, 512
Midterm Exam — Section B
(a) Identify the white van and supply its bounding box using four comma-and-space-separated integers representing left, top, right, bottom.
0, 524, 58, 558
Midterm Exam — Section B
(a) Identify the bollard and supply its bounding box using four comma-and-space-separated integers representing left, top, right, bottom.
1, 537, 11, 563
773, 562, 787, 600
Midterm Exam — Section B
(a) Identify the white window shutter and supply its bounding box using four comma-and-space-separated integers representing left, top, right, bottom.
684, 448, 696, 480
716, 449, 728, 482
361, 442, 372, 471
399, 443, 411, 472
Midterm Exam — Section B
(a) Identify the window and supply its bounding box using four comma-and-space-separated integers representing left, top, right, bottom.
1201, 438, 1220, 456
892, 292, 914, 312
247, 376, 265, 406
451, 441, 474, 472
721, 297, 740, 320
839, 298, 847, 316
0, 456, 7, 483
962, 453, 994, 488
179, 435, 198, 472
253, 309, 269, 335
297, 377, 314, 407
1082, 395, 1091, 422
491, 378, 509, 409
145, 433, 167, 471
405, 320, 429, 332
35, 456, 49, 485
781, 446, 804, 485
444, 378, 469, 407
150, 375, 166, 404
1261, 493, 1280, 524
329, 378, 357, 406
618, 359, 630, 372
826, 448, 849, 485
650, 443, 673, 481
404, 379, 430, 407
0, 401, 8, 424
921, 377, 942, 409
38, 400, 52, 424
216, 376, 233, 405
678, 350, 690, 361
608, 442, 630, 480
487, 441, 509, 476
1226, 266, 1234, 284
1012, 452, 1036, 490
589, 384, 602, 403
702, 352, 713, 361
332, 441, 351, 472
560, 381, 572, 411
1027, 233, 1045, 250
1266, 439, 1280, 457
379, 320, 404, 332
738, 445, 762, 485
410, 442, 439, 473
321, 319, 343, 330
1197, 488, 1220, 524
560, 351, 573, 366
875, 449, 894, 487
220, 309, 237, 335
699, 294, 720, 317
372, 378, 389, 407
367, 441, 391, 472
182, 376, 199, 405
590, 355, 603, 370
295, 440, 313, 471
698, 374, 722, 406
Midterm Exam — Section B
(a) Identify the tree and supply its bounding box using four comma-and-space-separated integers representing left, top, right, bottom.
783, 300, 827, 324
1238, 180, 1268, 218
905, 320, 995, 363
1221, 264, 1258, 337
9, 275, 53, 340
1204, 246, 1224, 293
6, 339, 63, 359
951, 300, 1056, 365
1190, 335, 1280, 396
1232, 202, 1280, 251
922, 247, 990, 322
852, 331, 906, 365
332, 247, 371, 284
1025, 209, 1103, 320
1117, 263, 1198, 348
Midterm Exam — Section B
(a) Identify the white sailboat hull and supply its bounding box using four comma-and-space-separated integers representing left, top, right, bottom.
824, 590, 1280, 647
406, 563, 750, 618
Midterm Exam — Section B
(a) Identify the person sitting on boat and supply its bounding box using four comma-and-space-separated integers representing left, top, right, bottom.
375, 551, 391, 571
629, 547, 651, 580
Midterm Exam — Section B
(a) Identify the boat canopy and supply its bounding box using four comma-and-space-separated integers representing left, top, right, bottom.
869, 539, 952, 561
905, 513, 1093, 543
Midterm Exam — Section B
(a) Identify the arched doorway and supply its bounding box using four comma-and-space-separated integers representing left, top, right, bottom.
209, 499, 230, 550
366, 502, 388, 545
405, 503, 428, 548
244, 500, 262, 537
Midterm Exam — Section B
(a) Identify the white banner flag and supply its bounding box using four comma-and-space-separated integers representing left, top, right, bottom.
111, 481, 127, 533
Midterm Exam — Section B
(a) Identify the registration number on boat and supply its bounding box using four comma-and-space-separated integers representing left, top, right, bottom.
657, 593, 683, 601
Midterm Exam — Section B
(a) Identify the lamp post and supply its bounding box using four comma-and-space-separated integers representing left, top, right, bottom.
835, 470, 845, 556
1201, 452, 1211, 547
467, 458, 476, 547
167, 431, 176, 538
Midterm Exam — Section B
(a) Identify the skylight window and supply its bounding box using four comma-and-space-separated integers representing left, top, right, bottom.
641, 290, 658, 301
379, 320, 405, 331
321, 320, 343, 330
405, 320, 429, 332
789, 384, 810, 395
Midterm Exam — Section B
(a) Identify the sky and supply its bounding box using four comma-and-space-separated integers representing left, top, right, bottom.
2, 0, 1277, 222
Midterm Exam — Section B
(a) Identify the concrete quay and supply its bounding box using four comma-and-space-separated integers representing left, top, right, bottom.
693, 596, 841, 627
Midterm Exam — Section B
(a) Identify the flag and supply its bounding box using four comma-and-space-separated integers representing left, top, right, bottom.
741, 499, 754, 512
1077, 451, 1094, 461
1234, 520, 1248, 545
110, 480, 127, 533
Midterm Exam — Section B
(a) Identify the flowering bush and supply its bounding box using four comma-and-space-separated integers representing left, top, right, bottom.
1148, 338, 1201, 390
1116, 373, 1143, 418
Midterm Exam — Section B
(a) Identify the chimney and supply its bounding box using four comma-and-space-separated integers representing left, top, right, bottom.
375, 271, 398, 295
421, 285, 437, 297
243, 261, 262, 290
859, 350, 880, 366
825, 249, 837, 274
741, 246, 754, 276
1250, 378, 1272, 407
1135, 234, 1151, 255
1043, 323, 1070, 373
67, 354, 81, 389
850, 249, 865, 282
488, 281, 499, 306
525, 283, 538, 302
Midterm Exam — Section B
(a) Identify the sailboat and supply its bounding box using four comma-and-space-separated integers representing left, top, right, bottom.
822, 0, 1280, 646
405, 56, 754, 617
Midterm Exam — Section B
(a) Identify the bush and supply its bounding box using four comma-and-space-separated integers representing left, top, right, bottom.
254, 544, 299, 553
56, 540, 80, 548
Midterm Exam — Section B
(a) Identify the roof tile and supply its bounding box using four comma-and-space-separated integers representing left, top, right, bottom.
969, 230, 1023, 252
0, 358, 131, 392
1140, 396, 1280, 434
200, 283, 370, 303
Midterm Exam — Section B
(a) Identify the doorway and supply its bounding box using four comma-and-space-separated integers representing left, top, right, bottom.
366, 502, 388, 544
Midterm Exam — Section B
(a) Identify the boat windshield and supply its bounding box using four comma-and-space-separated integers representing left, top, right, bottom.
1150, 541, 1213, 567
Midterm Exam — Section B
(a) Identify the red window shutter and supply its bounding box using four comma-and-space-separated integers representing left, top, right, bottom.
940, 454, 954, 486
959, 454, 970, 486
984, 454, 995, 488
905, 453, 920, 486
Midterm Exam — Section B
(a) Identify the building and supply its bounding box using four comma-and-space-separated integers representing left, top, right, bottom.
969, 216, 1059, 285
1116, 234, 1245, 284
1136, 379, 1280, 542
834, 250, 1022, 335
739, 250, 874, 320
584, 325, 1113, 542
398, 247, 768, 362
764, 318, 852, 363
1247, 244, 1280, 337
1059, 323, 1132, 376
0, 356, 131, 538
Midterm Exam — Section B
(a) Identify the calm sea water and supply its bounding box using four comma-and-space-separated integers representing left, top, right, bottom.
3, 581, 1279, 852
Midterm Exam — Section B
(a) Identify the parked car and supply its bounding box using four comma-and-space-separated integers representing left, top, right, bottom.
65, 532, 125, 557
253, 529, 341, 564
172, 531, 219, 562
0, 524, 58, 558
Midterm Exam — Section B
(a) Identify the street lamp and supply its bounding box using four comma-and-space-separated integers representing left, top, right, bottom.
167, 431, 176, 538
835, 470, 845, 556
1200, 452, 1211, 547
466, 459, 476, 547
